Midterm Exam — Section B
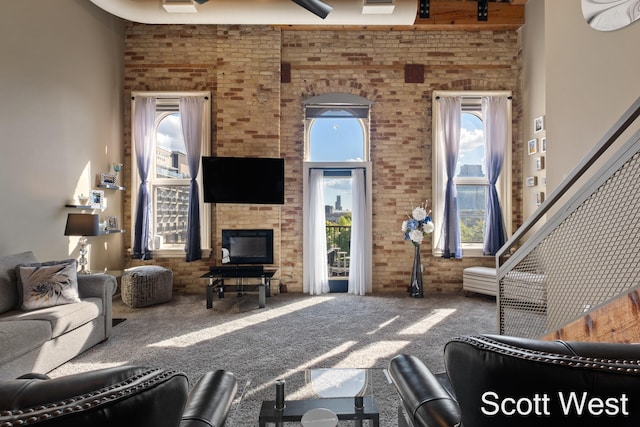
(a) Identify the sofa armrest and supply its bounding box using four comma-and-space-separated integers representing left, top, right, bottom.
77, 273, 116, 339
389, 354, 461, 427
180, 370, 238, 427
77, 273, 117, 299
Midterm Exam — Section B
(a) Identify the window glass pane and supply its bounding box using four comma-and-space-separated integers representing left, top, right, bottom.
457, 184, 486, 243
156, 113, 190, 179
324, 175, 352, 278
153, 185, 189, 248
309, 115, 364, 162
457, 112, 485, 178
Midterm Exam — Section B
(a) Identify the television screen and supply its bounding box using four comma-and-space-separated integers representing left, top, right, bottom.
222, 229, 274, 264
202, 156, 285, 204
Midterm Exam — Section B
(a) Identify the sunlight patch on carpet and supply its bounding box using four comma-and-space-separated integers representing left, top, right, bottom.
332, 341, 411, 368
241, 341, 358, 400
54, 361, 126, 373
148, 295, 336, 348
366, 315, 399, 335
398, 308, 456, 335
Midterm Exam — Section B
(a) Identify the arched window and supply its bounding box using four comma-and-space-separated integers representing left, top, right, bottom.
130, 92, 211, 258
303, 93, 373, 294
304, 93, 371, 162
432, 90, 512, 257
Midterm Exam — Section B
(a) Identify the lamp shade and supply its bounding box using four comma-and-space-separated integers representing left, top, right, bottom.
64, 213, 100, 237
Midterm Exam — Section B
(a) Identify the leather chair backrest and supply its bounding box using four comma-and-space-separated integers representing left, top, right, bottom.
445, 335, 640, 427
0, 366, 189, 427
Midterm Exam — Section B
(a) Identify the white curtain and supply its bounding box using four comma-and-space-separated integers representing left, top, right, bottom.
304, 169, 329, 295
132, 96, 156, 260
436, 96, 463, 259
481, 96, 508, 256
348, 169, 370, 295
179, 96, 204, 262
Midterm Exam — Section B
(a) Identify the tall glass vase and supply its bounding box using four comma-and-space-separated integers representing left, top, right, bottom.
409, 243, 424, 298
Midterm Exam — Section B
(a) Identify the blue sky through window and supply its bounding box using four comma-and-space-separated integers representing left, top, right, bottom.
310, 117, 365, 212
458, 113, 485, 177
157, 113, 186, 153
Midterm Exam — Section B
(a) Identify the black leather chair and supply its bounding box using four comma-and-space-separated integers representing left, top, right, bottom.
0, 365, 237, 427
389, 334, 640, 427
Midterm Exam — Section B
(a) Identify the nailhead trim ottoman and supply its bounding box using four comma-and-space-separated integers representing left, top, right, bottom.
121, 266, 173, 308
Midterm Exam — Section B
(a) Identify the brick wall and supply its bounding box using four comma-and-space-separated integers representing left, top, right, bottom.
122, 23, 522, 294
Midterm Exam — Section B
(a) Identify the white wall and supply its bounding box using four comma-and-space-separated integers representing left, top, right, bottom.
544, 0, 640, 191
0, 0, 124, 271
522, 0, 546, 221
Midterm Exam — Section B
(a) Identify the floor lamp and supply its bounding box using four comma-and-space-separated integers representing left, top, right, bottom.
64, 213, 100, 274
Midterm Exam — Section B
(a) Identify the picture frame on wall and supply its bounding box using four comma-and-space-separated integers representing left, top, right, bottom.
89, 190, 105, 210
526, 176, 538, 187
536, 156, 545, 171
100, 173, 118, 186
105, 216, 119, 231
536, 191, 545, 206
534, 116, 544, 133
541, 137, 546, 153
528, 138, 537, 155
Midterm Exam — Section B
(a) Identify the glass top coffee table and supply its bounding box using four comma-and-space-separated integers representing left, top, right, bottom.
258, 368, 381, 426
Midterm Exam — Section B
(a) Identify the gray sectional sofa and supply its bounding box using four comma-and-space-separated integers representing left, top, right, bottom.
0, 251, 116, 379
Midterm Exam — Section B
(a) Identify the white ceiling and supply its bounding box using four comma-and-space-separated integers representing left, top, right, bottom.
90, 0, 418, 26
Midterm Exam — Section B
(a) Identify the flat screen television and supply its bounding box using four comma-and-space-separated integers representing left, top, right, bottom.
222, 229, 274, 265
202, 156, 285, 204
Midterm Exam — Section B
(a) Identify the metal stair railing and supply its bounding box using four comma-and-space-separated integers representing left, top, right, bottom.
496, 97, 640, 338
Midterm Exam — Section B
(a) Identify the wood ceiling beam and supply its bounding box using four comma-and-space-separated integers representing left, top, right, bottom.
413, 0, 524, 31
278, 0, 525, 31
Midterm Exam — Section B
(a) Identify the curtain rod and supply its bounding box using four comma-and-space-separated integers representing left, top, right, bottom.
435, 95, 512, 100
131, 96, 209, 100
309, 167, 367, 170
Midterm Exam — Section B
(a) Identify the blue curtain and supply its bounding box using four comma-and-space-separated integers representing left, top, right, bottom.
132, 96, 156, 260
481, 96, 508, 255
179, 96, 205, 262
439, 97, 463, 259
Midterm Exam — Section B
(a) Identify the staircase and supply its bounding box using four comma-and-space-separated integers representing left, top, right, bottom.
496, 97, 640, 339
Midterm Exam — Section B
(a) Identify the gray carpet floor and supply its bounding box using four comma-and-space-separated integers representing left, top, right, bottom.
50, 290, 497, 426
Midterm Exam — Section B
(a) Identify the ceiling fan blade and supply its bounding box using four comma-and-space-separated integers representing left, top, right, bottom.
291, 0, 333, 19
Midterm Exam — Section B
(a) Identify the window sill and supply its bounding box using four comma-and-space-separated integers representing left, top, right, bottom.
432, 246, 492, 258
127, 248, 211, 259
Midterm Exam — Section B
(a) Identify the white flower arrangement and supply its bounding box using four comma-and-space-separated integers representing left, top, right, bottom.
401, 201, 434, 246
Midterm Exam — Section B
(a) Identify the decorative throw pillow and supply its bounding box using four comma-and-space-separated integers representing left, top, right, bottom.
18, 260, 81, 311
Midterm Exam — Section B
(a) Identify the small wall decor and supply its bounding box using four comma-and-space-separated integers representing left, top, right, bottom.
528, 138, 537, 155
534, 116, 544, 133
105, 216, 119, 231
541, 137, 546, 153
536, 191, 545, 206
526, 176, 538, 187
582, 0, 640, 32
77, 194, 90, 206
536, 156, 545, 171
100, 173, 118, 186
89, 190, 105, 210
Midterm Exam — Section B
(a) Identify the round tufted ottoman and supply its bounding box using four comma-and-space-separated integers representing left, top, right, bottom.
121, 266, 173, 308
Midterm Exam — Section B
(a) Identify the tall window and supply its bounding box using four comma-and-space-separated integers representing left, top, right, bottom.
153, 113, 191, 249
303, 93, 373, 295
131, 92, 211, 257
457, 111, 487, 244
432, 91, 512, 257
